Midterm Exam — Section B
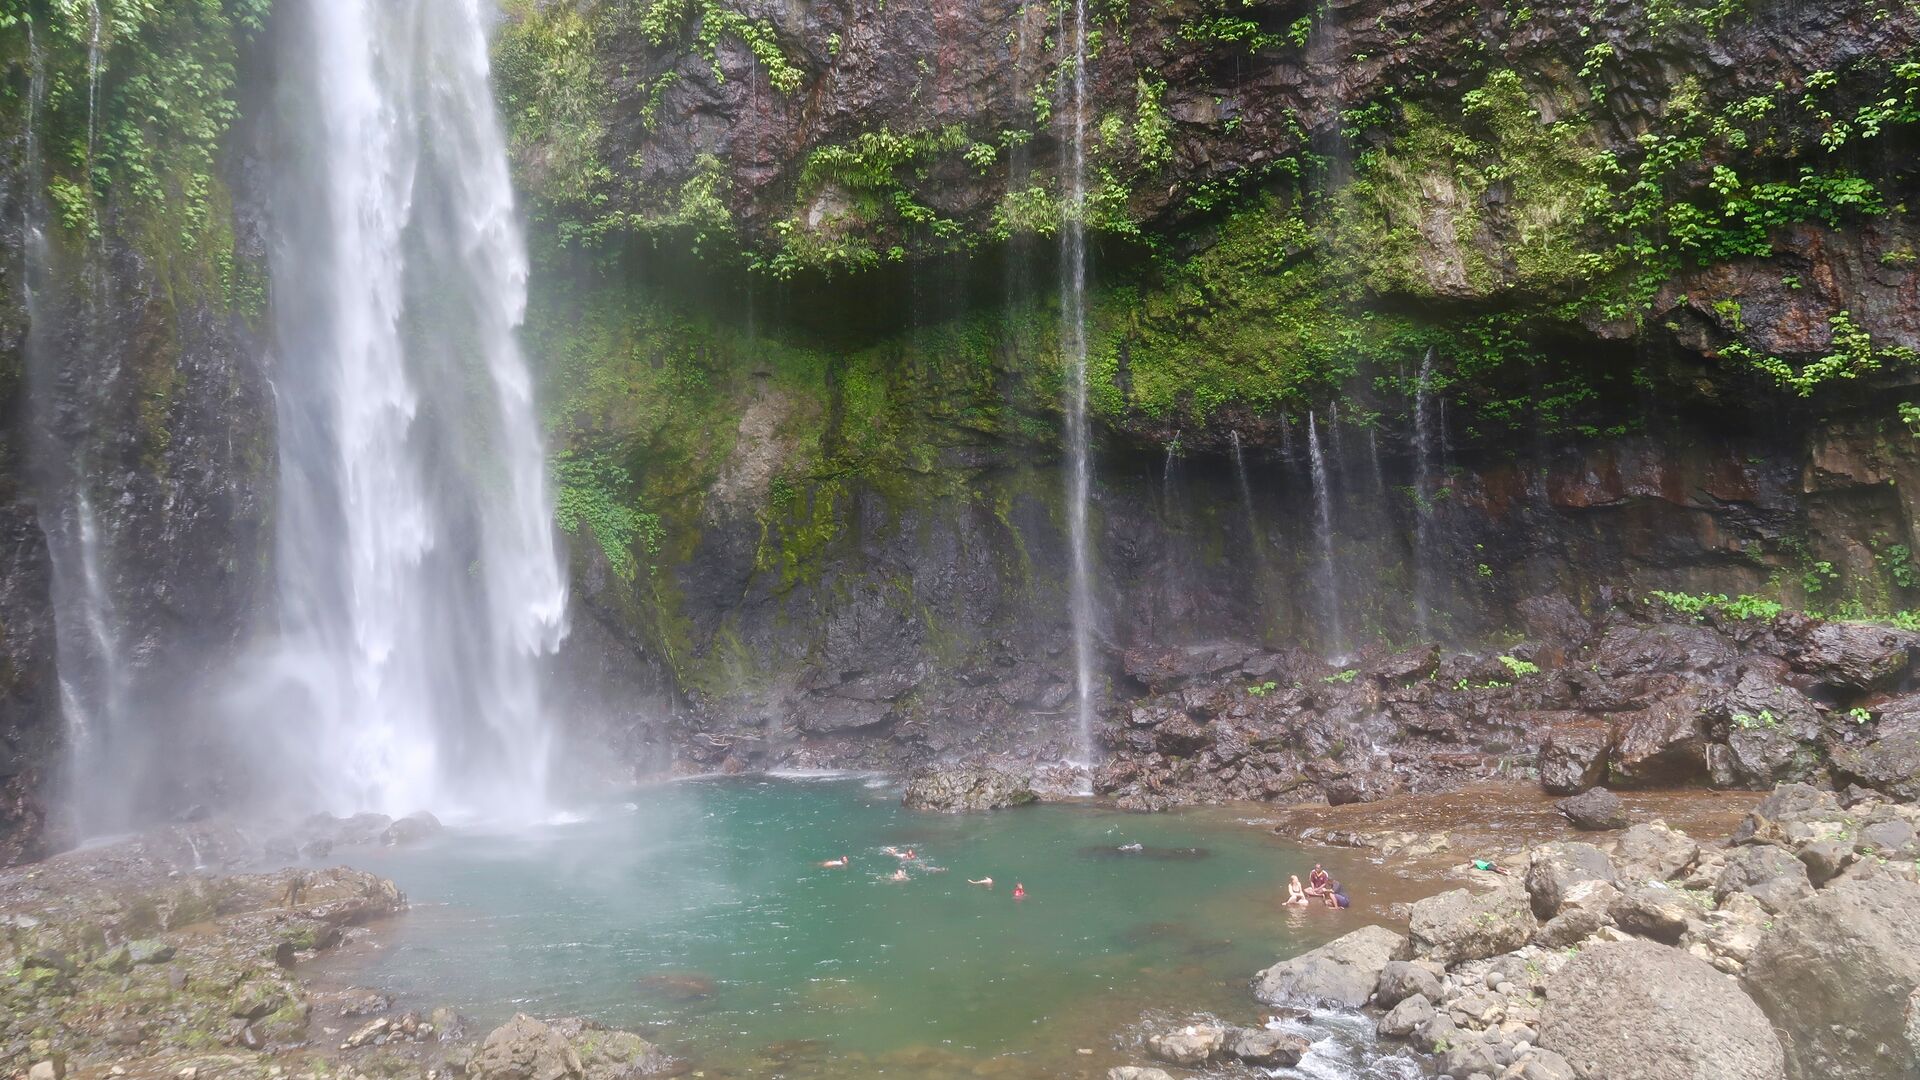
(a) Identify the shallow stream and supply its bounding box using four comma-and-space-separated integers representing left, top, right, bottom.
318, 776, 1427, 1078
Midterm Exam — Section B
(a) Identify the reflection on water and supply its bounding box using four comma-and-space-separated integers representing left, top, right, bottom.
316, 777, 1415, 1078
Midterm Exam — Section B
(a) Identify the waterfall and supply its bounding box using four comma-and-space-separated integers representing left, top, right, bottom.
85, 0, 102, 167
253, 0, 569, 821
1412, 348, 1438, 639
1307, 410, 1345, 659
1228, 429, 1269, 583
1059, 0, 1096, 771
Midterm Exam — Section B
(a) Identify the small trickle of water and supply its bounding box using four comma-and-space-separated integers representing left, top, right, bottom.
85, 0, 103, 167
1411, 348, 1438, 640
1308, 411, 1346, 659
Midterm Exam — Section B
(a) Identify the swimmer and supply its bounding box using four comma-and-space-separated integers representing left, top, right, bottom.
1283, 874, 1310, 907
819, 856, 848, 869
1012, 882, 1027, 900
884, 847, 917, 860
967, 877, 994, 887
887, 868, 909, 883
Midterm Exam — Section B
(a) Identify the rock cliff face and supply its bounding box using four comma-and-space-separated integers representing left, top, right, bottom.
503, 0, 1920, 790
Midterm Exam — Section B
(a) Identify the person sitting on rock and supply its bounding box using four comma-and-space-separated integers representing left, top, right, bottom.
1306, 865, 1332, 896
1323, 886, 1350, 910
1284, 875, 1311, 906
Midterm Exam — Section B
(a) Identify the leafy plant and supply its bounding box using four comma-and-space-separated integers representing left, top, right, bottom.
1498, 655, 1540, 677
1247, 680, 1279, 697
1723, 594, 1784, 620
1322, 668, 1359, 684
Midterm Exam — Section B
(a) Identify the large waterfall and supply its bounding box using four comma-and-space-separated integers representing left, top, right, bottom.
252, 0, 568, 821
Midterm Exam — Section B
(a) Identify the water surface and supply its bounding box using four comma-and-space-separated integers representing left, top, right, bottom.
322, 776, 1420, 1077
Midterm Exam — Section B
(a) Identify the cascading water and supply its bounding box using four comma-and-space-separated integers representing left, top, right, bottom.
251, 0, 569, 821
1228, 430, 1269, 583
1411, 348, 1438, 639
1307, 410, 1346, 659
1058, 0, 1096, 772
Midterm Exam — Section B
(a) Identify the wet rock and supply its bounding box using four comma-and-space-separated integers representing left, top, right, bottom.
469, 1014, 584, 1080
1744, 873, 1920, 1079
1731, 782, 1843, 845
381, 811, 443, 845
547, 1016, 677, 1080
1253, 924, 1405, 1007
1524, 841, 1617, 919
1829, 702, 1920, 801
1228, 1028, 1308, 1066
229, 980, 291, 1022
1378, 992, 1436, 1038
1607, 697, 1710, 786
900, 764, 1037, 812
1540, 939, 1785, 1080
1374, 960, 1443, 1007
1537, 723, 1611, 795
1146, 1022, 1229, 1066
1717, 845, 1814, 914
1107, 1069, 1174, 1080
1791, 622, 1915, 691
1608, 822, 1700, 884
1409, 886, 1537, 967
1555, 787, 1629, 831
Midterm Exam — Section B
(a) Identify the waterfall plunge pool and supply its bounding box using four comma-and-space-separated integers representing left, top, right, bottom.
313, 776, 1426, 1079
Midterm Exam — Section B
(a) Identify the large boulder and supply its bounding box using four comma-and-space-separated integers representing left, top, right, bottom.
901, 764, 1037, 812
1146, 1023, 1230, 1066
1539, 722, 1611, 795
1253, 924, 1405, 1007
1744, 873, 1920, 1079
1373, 960, 1442, 1007
1829, 701, 1920, 802
468, 1014, 670, 1080
1525, 842, 1618, 920
1716, 845, 1814, 915
1408, 886, 1537, 968
1791, 622, 1915, 692
1705, 670, 1827, 788
1540, 939, 1786, 1080
1536, 878, 1623, 948
1607, 694, 1710, 786
1556, 787, 1630, 831
1608, 822, 1700, 884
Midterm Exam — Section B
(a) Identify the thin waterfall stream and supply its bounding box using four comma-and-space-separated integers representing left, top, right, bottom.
1307, 410, 1346, 660
1059, 0, 1096, 773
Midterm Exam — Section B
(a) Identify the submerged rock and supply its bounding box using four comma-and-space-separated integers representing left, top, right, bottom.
900, 764, 1037, 813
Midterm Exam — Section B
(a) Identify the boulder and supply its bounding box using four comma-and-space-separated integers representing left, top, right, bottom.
1438, 1034, 1507, 1078
1538, 723, 1611, 795
1791, 621, 1914, 691
1227, 1028, 1308, 1066
1534, 879, 1622, 948
1373, 960, 1442, 1007
1253, 924, 1405, 1007
1860, 818, 1920, 858
1744, 873, 1920, 1079
1146, 1023, 1229, 1066
469, 1014, 583, 1080
1607, 697, 1710, 786
1608, 884, 1696, 944
1608, 822, 1700, 884
546, 1017, 674, 1080
1524, 841, 1617, 919
1731, 782, 1845, 845
1377, 993, 1435, 1038
1555, 788, 1629, 831
1716, 845, 1814, 914
1798, 838, 1856, 885
1829, 704, 1920, 801
382, 811, 443, 846
1408, 886, 1537, 968
1540, 939, 1785, 1080
900, 764, 1037, 813
1108, 1070, 1174, 1080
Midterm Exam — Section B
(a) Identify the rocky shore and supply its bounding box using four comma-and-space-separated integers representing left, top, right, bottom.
0, 827, 680, 1080
1107, 781, 1920, 1080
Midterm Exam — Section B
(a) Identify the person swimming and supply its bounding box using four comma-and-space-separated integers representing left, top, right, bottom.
1012, 882, 1026, 900
1284, 874, 1311, 906
967, 877, 994, 887
884, 847, 917, 861
887, 868, 909, 883
819, 856, 848, 869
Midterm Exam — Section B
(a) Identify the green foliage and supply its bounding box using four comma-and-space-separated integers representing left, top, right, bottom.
554, 449, 661, 581
1723, 594, 1784, 620
1848, 707, 1874, 724
1877, 543, 1917, 589
636, 0, 803, 92
1322, 668, 1359, 684
1246, 679, 1279, 696
1731, 709, 1778, 730
494, 0, 611, 210
1804, 560, 1840, 595
1132, 76, 1173, 171
1651, 590, 1728, 616
1497, 655, 1539, 677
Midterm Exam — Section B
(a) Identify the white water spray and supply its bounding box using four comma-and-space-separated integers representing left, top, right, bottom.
1412, 348, 1438, 639
1059, 0, 1096, 772
256, 0, 569, 821
1307, 410, 1345, 659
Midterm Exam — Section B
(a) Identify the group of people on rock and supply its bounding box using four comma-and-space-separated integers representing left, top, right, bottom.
820, 847, 1024, 898
1284, 863, 1350, 909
